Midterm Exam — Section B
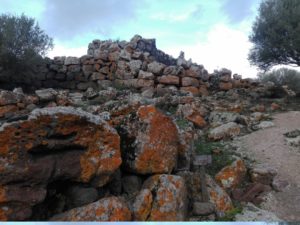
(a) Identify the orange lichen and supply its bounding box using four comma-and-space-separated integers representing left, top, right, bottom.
215, 159, 246, 189
0, 186, 6, 203
134, 106, 179, 174
0, 105, 18, 117
186, 112, 207, 128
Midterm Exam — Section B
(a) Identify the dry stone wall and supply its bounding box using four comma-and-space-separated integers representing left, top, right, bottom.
0, 35, 252, 95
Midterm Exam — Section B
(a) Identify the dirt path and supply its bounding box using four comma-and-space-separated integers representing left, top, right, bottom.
234, 111, 300, 221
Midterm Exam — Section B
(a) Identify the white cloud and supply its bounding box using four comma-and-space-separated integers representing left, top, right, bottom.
47, 44, 86, 58
163, 23, 259, 78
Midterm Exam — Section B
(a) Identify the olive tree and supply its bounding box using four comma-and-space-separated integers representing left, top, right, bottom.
249, 0, 300, 71
0, 14, 53, 76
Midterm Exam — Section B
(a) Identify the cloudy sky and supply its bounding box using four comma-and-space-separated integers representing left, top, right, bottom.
0, 0, 262, 77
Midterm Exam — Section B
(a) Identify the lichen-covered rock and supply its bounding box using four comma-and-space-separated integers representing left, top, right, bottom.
215, 158, 247, 189
186, 112, 207, 128
0, 105, 19, 118
133, 174, 188, 221
219, 82, 233, 91
35, 88, 58, 102
208, 122, 240, 141
249, 165, 277, 185
158, 75, 180, 85
206, 175, 233, 213
0, 90, 24, 106
118, 105, 179, 174
50, 197, 131, 221
0, 106, 121, 220
234, 202, 281, 221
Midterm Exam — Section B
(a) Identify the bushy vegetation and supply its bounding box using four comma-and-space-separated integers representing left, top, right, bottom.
0, 14, 53, 78
258, 68, 300, 95
249, 0, 300, 71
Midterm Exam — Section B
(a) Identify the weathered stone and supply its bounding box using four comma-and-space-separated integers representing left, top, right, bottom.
35, 88, 58, 102
215, 158, 247, 189
50, 197, 131, 221
249, 165, 277, 185
158, 75, 180, 85
129, 60, 142, 75
147, 61, 165, 75
91, 72, 106, 81
232, 183, 272, 204
234, 202, 281, 221
253, 121, 275, 130
119, 49, 131, 61
199, 85, 209, 96
208, 122, 240, 141
180, 87, 200, 96
85, 87, 98, 99
132, 189, 153, 221
270, 102, 280, 111
272, 177, 289, 192
64, 57, 80, 65
77, 82, 97, 91
82, 65, 94, 78
133, 174, 187, 221
192, 202, 215, 216
0, 105, 19, 118
66, 185, 98, 209
206, 175, 233, 213
185, 68, 201, 78
138, 70, 154, 80
182, 77, 199, 87
136, 79, 154, 88
0, 90, 23, 106
122, 175, 142, 195
141, 87, 155, 98
186, 112, 207, 128
0, 107, 121, 220
209, 111, 239, 127
219, 82, 233, 91
118, 105, 179, 174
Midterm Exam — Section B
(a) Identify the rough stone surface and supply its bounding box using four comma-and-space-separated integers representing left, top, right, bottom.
133, 174, 188, 221
250, 165, 277, 185
192, 202, 215, 216
35, 88, 58, 102
206, 175, 233, 213
50, 197, 131, 221
118, 105, 179, 174
208, 122, 240, 141
215, 158, 247, 189
235, 203, 281, 221
158, 75, 180, 85
0, 106, 121, 220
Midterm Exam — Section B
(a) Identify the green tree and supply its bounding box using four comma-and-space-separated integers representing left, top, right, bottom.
0, 14, 53, 76
258, 68, 300, 95
249, 0, 300, 71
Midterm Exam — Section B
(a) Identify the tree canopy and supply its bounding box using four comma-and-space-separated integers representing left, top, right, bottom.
0, 14, 53, 74
249, 0, 300, 71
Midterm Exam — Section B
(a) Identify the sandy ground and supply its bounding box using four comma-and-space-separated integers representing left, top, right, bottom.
234, 111, 300, 221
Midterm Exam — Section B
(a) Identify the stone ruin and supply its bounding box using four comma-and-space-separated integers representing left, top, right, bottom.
0, 35, 297, 222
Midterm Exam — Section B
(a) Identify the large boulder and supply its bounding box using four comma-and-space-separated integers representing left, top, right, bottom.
50, 197, 131, 221
133, 174, 188, 221
215, 158, 247, 189
118, 105, 179, 174
208, 122, 240, 141
0, 107, 121, 220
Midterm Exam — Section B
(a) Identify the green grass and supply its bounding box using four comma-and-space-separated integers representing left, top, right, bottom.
175, 118, 190, 129
217, 206, 243, 221
195, 140, 235, 176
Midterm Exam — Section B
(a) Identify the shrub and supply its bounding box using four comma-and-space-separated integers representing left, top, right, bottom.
0, 14, 53, 79
258, 68, 300, 95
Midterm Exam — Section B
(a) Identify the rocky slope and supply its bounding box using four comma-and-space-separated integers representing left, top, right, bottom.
0, 35, 299, 221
